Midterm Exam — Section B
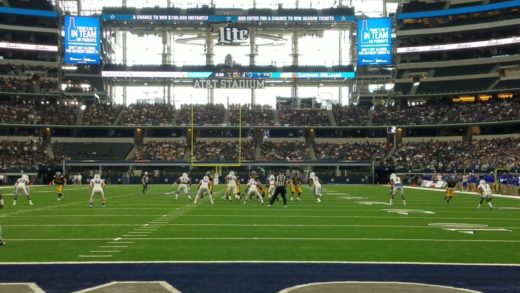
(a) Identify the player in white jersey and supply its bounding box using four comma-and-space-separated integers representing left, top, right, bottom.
478, 180, 493, 209
175, 173, 192, 200
224, 171, 238, 201
13, 174, 33, 206
267, 174, 276, 198
193, 176, 214, 204
389, 173, 406, 206
308, 173, 322, 203
89, 174, 106, 208
243, 176, 264, 205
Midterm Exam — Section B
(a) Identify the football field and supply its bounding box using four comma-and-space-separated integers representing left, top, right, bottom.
1, 183, 519, 264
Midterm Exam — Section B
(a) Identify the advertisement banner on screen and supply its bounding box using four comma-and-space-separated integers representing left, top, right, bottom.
357, 17, 392, 66
64, 16, 100, 64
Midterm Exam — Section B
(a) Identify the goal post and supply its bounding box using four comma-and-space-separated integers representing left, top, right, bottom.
190, 104, 242, 167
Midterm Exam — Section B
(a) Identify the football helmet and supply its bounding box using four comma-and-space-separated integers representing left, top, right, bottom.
56, 171, 61, 176
94, 174, 101, 180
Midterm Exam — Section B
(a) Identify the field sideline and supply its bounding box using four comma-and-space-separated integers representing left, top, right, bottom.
0, 184, 519, 264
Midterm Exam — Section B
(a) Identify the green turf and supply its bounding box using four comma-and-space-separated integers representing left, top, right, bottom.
0, 184, 519, 264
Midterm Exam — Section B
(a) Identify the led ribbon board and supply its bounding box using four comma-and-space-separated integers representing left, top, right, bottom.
64, 16, 101, 64
357, 17, 392, 66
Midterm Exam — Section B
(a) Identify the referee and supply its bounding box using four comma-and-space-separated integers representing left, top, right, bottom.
268, 171, 288, 208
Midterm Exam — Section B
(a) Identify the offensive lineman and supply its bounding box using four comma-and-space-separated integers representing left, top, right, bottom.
89, 174, 106, 208
389, 173, 406, 206
175, 173, 191, 200
13, 174, 33, 206
243, 173, 264, 205
478, 179, 494, 209
53, 171, 66, 201
193, 175, 214, 204
224, 171, 238, 201
308, 172, 322, 203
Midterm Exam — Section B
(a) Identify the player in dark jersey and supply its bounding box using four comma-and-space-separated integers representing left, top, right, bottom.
290, 174, 303, 201
53, 171, 66, 201
444, 176, 458, 204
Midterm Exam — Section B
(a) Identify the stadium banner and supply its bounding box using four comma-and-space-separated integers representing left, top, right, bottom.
0, 41, 58, 52
397, 36, 520, 53
218, 27, 249, 45
102, 71, 355, 79
102, 14, 355, 23
193, 79, 265, 89
357, 17, 392, 66
64, 16, 101, 64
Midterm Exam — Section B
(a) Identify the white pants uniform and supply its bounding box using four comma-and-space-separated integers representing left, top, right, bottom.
481, 190, 492, 200
91, 187, 104, 197
245, 188, 263, 203
392, 184, 404, 196
314, 184, 322, 196
226, 183, 237, 195
268, 184, 275, 197
177, 184, 189, 194
194, 186, 213, 204
15, 186, 29, 196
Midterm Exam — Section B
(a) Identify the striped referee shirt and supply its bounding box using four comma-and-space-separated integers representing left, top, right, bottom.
276, 174, 286, 187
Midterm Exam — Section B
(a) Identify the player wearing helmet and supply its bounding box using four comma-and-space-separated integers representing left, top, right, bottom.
389, 173, 406, 206
53, 171, 66, 201
89, 174, 106, 208
224, 171, 238, 201
175, 173, 192, 200
193, 175, 214, 204
444, 175, 458, 204
142, 171, 149, 194
478, 179, 493, 209
13, 174, 33, 206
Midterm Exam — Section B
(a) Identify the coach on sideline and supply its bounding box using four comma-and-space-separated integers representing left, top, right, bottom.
268, 171, 288, 208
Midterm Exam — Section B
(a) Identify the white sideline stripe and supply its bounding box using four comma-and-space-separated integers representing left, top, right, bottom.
5, 237, 512, 243
405, 186, 520, 200
90, 250, 120, 253
78, 255, 112, 258
1, 260, 519, 267
108, 241, 134, 244
100, 245, 128, 248
73, 281, 181, 293
278, 281, 481, 293
0, 282, 45, 293
127, 231, 152, 233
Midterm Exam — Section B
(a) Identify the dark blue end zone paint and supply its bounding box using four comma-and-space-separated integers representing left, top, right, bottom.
0, 263, 519, 293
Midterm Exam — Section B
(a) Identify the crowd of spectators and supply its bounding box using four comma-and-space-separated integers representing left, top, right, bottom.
133, 141, 186, 161
177, 104, 226, 125
229, 104, 275, 126
0, 101, 78, 124
120, 104, 176, 126
261, 141, 307, 161
389, 137, 520, 172
82, 103, 123, 125
314, 141, 387, 161
279, 109, 330, 126
0, 64, 58, 78
332, 105, 369, 126
372, 99, 520, 125
193, 141, 240, 161
0, 139, 49, 169
0, 77, 57, 94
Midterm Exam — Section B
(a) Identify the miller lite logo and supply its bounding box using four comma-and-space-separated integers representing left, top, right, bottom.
218, 27, 249, 45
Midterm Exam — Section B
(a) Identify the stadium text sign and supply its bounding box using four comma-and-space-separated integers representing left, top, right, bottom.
218, 27, 249, 44
64, 16, 100, 64
193, 79, 265, 89
357, 17, 392, 66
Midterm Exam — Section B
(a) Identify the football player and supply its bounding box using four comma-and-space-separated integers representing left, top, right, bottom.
0, 174, 4, 208
444, 175, 458, 204
53, 171, 66, 201
478, 180, 493, 209
266, 173, 276, 198
243, 173, 264, 205
13, 174, 33, 206
193, 175, 213, 204
290, 173, 303, 201
89, 174, 106, 208
461, 173, 469, 191
389, 173, 406, 206
142, 171, 149, 194
175, 173, 191, 200
308, 172, 322, 203
224, 171, 238, 201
